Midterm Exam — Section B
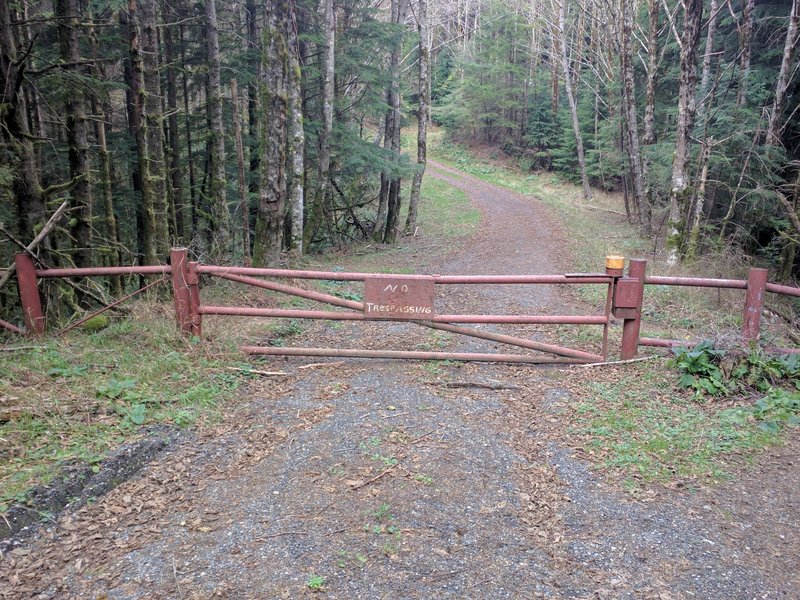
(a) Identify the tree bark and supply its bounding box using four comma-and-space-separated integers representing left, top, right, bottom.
405, 0, 429, 235
766, 0, 800, 147
303, 0, 334, 251
164, 13, 184, 241
619, 0, 649, 235
642, 0, 659, 145
254, 0, 290, 266
555, 0, 592, 200
383, 0, 411, 244
206, 0, 231, 259
231, 78, 251, 264
736, 0, 755, 107
56, 0, 92, 269
129, 0, 169, 265
287, 0, 305, 256
0, 0, 46, 245
665, 0, 703, 266
685, 137, 711, 261
696, 0, 719, 126
179, 24, 198, 242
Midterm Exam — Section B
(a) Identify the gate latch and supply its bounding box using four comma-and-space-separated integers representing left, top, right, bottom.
612, 277, 640, 319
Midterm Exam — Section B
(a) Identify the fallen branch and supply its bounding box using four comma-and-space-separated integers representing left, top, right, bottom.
226, 366, 290, 377
572, 202, 627, 216
298, 361, 345, 370
0, 199, 69, 292
573, 356, 660, 368
259, 530, 310, 538
349, 465, 396, 490
0, 345, 45, 352
427, 381, 520, 390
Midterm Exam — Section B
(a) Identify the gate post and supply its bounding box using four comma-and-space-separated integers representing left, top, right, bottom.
15, 252, 45, 335
170, 248, 193, 335
742, 267, 768, 344
187, 261, 202, 337
619, 258, 647, 360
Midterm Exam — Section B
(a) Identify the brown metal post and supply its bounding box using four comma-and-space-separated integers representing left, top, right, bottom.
170, 248, 193, 335
620, 258, 647, 359
187, 261, 202, 337
742, 267, 768, 344
15, 252, 45, 335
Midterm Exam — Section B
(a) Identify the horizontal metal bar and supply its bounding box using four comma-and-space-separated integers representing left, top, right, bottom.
644, 275, 747, 289
422, 321, 604, 362
766, 282, 800, 298
199, 305, 607, 325
211, 272, 363, 310
0, 318, 22, 335
241, 346, 591, 364
199, 265, 371, 281
198, 265, 612, 285
433, 275, 613, 284
439, 314, 608, 324
639, 337, 695, 348
36, 265, 171, 278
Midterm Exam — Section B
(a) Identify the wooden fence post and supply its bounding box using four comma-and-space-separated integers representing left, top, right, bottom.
742, 267, 768, 344
14, 252, 45, 335
619, 258, 647, 359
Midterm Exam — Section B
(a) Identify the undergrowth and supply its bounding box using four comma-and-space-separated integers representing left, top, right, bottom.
0, 308, 246, 512
572, 345, 799, 491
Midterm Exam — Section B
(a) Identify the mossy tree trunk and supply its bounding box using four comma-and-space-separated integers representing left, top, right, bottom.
254, 0, 290, 267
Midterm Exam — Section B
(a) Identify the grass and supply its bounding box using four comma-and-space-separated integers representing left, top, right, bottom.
568, 362, 784, 489
0, 303, 247, 512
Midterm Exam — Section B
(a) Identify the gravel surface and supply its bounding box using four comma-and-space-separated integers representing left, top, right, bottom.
1, 162, 796, 599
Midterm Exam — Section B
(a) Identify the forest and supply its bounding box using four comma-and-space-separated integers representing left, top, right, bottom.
1, 0, 799, 321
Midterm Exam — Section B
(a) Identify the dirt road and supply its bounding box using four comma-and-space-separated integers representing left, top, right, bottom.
1, 163, 796, 599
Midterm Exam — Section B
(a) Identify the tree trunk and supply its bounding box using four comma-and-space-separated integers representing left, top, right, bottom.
179, 24, 198, 242
405, 0, 429, 235
231, 78, 251, 264
665, 0, 703, 266
0, 0, 46, 245
642, 0, 659, 145
685, 137, 711, 261
246, 0, 260, 217
304, 0, 334, 251
130, 0, 169, 265
254, 0, 290, 266
619, 0, 649, 235
766, 0, 800, 147
555, 0, 592, 200
736, 0, 755, 107
696, 0, 719, 126
56, 0, 92, 269
206, 0, 231, 259
287, 0, 305, 257
164, 16, 184, 241
383, 0, 410, 244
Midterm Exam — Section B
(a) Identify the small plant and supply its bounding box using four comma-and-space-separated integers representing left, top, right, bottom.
306, 574, 325, 591
671, 341, 728, 398
413, 473, 433, 485
722, 388, 800, 433
373, 503, 392, 521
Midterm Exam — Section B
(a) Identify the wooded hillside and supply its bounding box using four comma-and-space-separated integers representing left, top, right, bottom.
1, 0, 799, 323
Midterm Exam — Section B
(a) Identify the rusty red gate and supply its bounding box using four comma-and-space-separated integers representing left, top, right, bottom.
10, 249, 800, 361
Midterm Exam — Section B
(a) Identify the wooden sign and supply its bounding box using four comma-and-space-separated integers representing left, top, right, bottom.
363, 275, 435, 320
